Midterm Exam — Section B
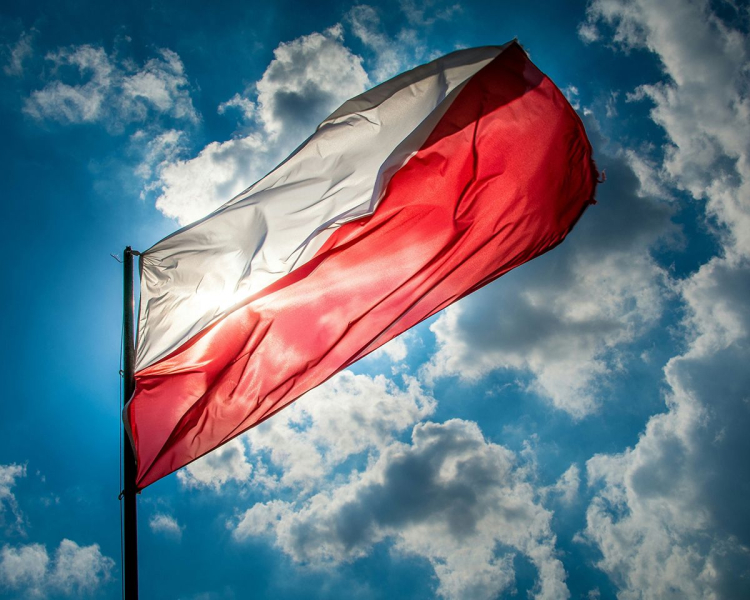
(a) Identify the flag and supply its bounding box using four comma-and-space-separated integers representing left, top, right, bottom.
125, 41, 598, 489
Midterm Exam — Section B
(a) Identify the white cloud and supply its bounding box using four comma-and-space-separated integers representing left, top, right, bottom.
605, 91, 619, 117
151, 134, 266, 225
0, 543, 48, 595
177, 438, 253, 490
24, 44, 197, 131
247, 370, 435, 490
0, 466, 114, 597
424, 123, 674, 417
48, 540, 114, 595
0, 539, 113, 597
174, 370, 434, 494
133, 128, 186, 182
543, 464, 581, 506
562, 85, 581, 110
578, 1, 750, 598
217, 92, 256, 121
346, 4, 442, 83
578, 21, 601, 44
0, 463, 26, 534
254, 25, 368, 143
146, 26, 368, 226
581, 0, 750, 256
370, 336, 408, 362
582, 258, 750, 600
3, 30, 33, 77
399, 0, 462, 26
347, 5, 412, 82
234, 419, 568, 600
149, 513, 184, 541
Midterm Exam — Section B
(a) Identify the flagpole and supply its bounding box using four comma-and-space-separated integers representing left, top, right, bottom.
122, 246, 139, 600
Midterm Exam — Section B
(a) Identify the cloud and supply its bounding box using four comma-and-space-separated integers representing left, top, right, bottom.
0, 466, 114, 597
399, 0, 462, 27
148, 134, 267, 225
581, 0, 750, 256
542, 464, 581, 506
254, 25, 368, 143
24, 44, 198, 131
424, 121, 674, 417
583, 260, 750, 599
0, 543, 48, 595
177, 438, 253, 490
346, 3, 454, 83
3, 30, 33, 77
562, 85, 581, 110
217, 92, 256, 121
0, 539, 113, 597
577, 1, 750, 598
149, 513, 184, 541
233, 419, 568, 600
146, 25, 368, 226
173, 370, 434, 494
47, 540, 114, 596
133, 128, 187, 183
366, 330, 416, 363
247, 371, 435, 490
0, 463, 26, 534
346, 5, 414, 82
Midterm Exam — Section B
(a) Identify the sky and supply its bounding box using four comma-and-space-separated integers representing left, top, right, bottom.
0, 0, 748, 598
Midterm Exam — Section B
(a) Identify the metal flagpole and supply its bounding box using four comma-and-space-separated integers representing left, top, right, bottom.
122, 246, 139, 600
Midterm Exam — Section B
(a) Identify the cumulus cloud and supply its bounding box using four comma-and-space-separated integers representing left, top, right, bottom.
24, 44, 198, 131
577, 1, 750, 598
175, 370, 434, 495
542, 464, 581, 506
149, 133, 266, 224
132, 128, 186, 181
217, 92, 256, 121
0, 466, 114, 597
0, 543, 48, 594
146, 26, 368, 225
581, 0, 750, 256
254, 25, 368, 143
0, 539, 113, 597
177, 438, 253, 490
365, 330, 417, 363
0, 463, 26, 534
233, 419, 568, 600
583, 259, 750, 599
247, 371, 435, 490
149, 513, 184, 541
424, 121, 674, 417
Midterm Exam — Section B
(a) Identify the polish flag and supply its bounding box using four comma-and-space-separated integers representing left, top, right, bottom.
126, 41, 598, 489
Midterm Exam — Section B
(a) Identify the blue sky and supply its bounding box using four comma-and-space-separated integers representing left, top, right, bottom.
1, 0, 749, 598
